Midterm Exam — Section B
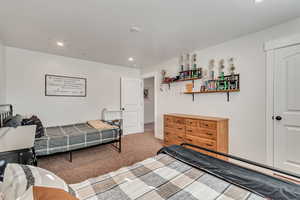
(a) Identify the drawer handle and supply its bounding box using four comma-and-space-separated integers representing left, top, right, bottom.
206, 132, 213, 136
206, 143, 213, 147
178, 136, 183, 139
187, 139, 193, 142
187, 130, 192, 132
178, 128, 183, 130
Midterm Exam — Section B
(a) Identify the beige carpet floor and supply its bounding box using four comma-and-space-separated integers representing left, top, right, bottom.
38, 123, 162, 184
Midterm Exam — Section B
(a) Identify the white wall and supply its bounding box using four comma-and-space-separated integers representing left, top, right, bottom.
142, 17, 300, 164
5, 47, 140, 127
0, 40, 6, 104
144, 77, 154, 124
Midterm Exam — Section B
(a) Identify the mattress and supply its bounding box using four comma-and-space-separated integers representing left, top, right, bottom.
70, 153, 265, 200
70, 145, 300, 200
34, 123, 120, 156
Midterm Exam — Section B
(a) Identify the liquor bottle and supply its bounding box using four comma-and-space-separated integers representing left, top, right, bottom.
185, 53, 191, 78
192, 54, 197, 78
179, 55, 184, 72
217, 72, 227, 90
199, 68, 202, 78
210, 71, 215, 80
208, 59, 215, 80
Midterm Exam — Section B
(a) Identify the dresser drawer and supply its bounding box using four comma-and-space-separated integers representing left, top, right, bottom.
173, 117, 185, 125
199, 120, 217, 130
164, 129, 171, 139
164, 131, 172, 145
165, 116, 174, 124
174, 124, 185, 133
186, 119, 198, 127
164, 138, 172, 146
186, 127, 217, 140
164, 122, 174, 128
164, 134, 184, 146
185, 135, 216, 150
165, 127, 185, 137
173, 134, 184, 143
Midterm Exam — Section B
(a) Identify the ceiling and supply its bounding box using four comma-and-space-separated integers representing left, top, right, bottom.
0, 0, 300, 68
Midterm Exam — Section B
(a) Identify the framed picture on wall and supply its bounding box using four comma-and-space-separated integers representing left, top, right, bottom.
144, 89, 149, 99
45, 74, 87, 97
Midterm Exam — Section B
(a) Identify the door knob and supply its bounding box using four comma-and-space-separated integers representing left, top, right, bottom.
121, 108, 125, 111
275, 116, 282, 121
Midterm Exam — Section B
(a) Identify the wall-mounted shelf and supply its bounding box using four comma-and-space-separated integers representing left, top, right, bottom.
162, 77, 202, 89
184, 89, 240, 102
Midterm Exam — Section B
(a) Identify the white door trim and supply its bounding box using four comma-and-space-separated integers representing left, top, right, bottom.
264, 34, 300, 51
265, 49, 275, 166
142, 72, 160, 139
264, 34, 300, 166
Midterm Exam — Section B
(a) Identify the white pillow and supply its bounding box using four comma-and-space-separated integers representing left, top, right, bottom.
2, 164, 72, 200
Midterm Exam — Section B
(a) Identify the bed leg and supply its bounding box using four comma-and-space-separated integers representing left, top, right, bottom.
69, 151, 72, 162
118, 130, 122, 153
31, 147, 38, 166
118, 138, 122, 153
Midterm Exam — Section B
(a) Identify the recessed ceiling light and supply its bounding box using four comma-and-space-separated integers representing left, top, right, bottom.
130, 26, 142, 33
254, 0, 264, 4
56, 41, 64, 47
128, 57, 134, 62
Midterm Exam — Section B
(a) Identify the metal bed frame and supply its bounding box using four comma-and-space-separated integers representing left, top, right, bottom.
68, 119, 122, 162
181, 143, 300, 180
0, 104, 13, 128
0, 104, 122, 163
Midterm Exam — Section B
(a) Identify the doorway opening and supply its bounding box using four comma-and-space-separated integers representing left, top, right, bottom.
143, 77, 155, 137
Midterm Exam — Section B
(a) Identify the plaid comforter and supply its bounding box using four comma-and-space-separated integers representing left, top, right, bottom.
35, 123, 119, 156
70, 154, 265, 200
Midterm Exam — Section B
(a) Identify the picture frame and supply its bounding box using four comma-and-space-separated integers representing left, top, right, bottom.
45, 74, 87, 97
144, 89, 149, 99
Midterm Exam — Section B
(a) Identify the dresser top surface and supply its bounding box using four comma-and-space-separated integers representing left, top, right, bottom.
165, 113, 228, 121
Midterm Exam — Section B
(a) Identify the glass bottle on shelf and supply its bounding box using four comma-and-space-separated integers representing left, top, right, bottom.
179, 54, 184, 72
192, 54, 197, 78
179, 55, 185, 80
217, 72, 228, 90
208, 59, 215, 80
199, 68, 202, 78
186, 53, 191, 78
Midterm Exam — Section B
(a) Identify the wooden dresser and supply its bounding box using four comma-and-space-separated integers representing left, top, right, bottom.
164, 114, 228, 159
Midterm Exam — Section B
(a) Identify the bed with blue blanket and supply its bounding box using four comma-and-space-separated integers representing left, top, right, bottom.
34, 122, 121, 157
0, 104, 122, 162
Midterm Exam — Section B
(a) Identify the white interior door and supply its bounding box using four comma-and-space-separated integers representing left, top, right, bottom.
274, 44, 300, 174
121, 78, 144, 135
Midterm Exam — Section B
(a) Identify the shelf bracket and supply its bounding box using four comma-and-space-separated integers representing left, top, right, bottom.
192, 80, 195, 88
227, 92, 230, 102
192, 93, 195, 102
168, 83, 170, 89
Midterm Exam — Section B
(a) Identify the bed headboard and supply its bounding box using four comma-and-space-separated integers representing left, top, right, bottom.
0, 104, 13, 128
